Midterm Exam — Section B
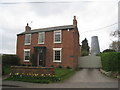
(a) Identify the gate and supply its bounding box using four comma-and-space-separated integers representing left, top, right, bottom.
78, 55, 102, 68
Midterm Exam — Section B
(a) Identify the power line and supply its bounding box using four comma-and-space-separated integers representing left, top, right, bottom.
81, 22, 119, 33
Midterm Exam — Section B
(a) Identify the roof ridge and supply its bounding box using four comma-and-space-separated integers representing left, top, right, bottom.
17, 24, 76, 35
32, 24, 74, 31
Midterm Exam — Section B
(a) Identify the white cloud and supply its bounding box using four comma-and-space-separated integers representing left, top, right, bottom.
0, 0, 118, 54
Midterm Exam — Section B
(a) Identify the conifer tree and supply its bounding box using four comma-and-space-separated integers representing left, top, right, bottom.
81, 38, 90, 56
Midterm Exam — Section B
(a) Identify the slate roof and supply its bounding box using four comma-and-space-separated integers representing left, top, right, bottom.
17, 25, 76, 35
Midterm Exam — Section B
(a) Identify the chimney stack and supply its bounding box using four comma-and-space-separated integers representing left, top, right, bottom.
25, 23, 31, 31
73, 16, 77, 26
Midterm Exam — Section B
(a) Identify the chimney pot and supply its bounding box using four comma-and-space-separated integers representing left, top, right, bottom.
25, 23, 31, 31
74, 16, 76, 20
73, 16, 77, 26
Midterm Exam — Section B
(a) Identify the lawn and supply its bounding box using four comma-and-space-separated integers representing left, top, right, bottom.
55, 68, 76, 82
5, 68, 76, 83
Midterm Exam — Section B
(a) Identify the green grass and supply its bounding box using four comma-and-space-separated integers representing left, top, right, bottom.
55, 68, 76, 82
5, 68, 76, 83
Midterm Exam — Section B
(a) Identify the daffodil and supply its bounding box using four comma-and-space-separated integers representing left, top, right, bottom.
20, 75, 22, 77
9, 73, 12, 75
15, 73, 19, 75
41, 74, 44, 76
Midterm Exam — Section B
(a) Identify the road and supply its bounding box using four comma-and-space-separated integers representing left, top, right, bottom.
2, 69, 118, 88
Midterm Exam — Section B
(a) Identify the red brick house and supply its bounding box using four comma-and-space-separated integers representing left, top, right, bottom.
16, 16, 80, 69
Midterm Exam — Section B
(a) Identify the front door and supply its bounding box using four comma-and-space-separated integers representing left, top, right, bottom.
38, 49, 44, 66
34, 47, 46, 67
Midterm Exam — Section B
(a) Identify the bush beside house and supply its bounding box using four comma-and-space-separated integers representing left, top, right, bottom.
2, 54, 19, 75
2, 54, 19, 65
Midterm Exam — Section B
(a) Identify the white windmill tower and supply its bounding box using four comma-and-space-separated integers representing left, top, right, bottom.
91, 36, 100, 55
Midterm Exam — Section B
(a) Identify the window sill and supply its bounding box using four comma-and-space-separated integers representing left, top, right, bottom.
38, 43, 45, 44
24, 43, 31, 45
24, 60, 30, 62
53, 60, 61, 63
54, 42, 62, 44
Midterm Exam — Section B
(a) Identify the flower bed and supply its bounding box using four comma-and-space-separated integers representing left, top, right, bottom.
8, 74, 60, 83
6, 67, 76, 83
7, 66, 60, 83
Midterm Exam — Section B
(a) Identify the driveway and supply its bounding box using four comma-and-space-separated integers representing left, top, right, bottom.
2, 69, 118, 88
79, 55, 102, 68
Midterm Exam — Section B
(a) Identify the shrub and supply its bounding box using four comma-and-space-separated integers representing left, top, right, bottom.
66, 66, 71, 69
2, 54, 19, 75
101, 52, 120, 73
21, 64, 27, 66
51, 65, 54, 67
2, 54, 19, 66
58, 65, 62, 68
102, 49, 116, 53
81, 50, 89, 56
30, 53, 37, 66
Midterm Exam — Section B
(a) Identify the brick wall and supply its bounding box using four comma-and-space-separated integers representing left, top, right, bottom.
11, 66, 55, 75
17, 28, 80, 69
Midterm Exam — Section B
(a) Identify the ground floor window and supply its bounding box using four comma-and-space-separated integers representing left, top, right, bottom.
53, 48, 62, 62
24, 49, 30, 62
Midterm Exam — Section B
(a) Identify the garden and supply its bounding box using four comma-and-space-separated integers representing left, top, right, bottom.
2, 54, 76, 83
4, 67, 75, 83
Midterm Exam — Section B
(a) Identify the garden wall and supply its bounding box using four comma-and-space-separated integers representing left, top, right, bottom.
11, 66, 55, 76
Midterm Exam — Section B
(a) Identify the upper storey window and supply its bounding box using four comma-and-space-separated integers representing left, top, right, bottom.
25, 34, 31, 45
38, 32, 45, 44
54, 30, 61, 43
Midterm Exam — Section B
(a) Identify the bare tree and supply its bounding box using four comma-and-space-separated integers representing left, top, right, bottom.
110, 30, 120, 52
109, 41, 120, 52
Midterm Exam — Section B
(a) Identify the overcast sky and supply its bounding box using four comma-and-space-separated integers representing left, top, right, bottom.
0, 0, 119, 54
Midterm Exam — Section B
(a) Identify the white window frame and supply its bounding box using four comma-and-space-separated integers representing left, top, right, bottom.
24, 34, 31, 45
38, 32, 45, 44
54, 30, 62, 43
53, 48, 62, 62
24, 49, 30, 62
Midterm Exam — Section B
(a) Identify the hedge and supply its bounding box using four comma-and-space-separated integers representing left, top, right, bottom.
101, 52, 120, 73
2, 54, 19, 66
2, 54, 20, 75
81, 50, 89, 56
